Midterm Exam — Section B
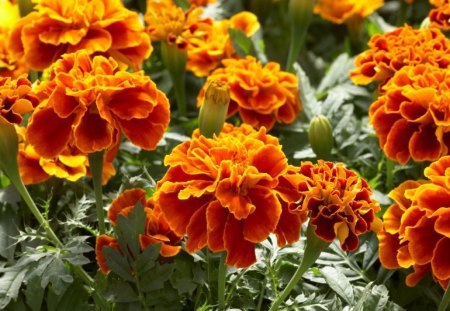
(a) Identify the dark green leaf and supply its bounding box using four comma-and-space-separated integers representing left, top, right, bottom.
103, 278, 139, 303
320, 266, 354, 305
103, 247, 134, 282
25, 276, 44, 311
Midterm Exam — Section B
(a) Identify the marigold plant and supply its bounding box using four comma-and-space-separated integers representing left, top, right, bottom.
154, 123, 288, 268
378, 156, 450, 289
187, 12, 260, 77
96, 188, 182, 273
350, 25, 450, 87
26, 50, 170, 159
197, 56, 302, 130
369, 64, 450, 164
8, 0, 152, 70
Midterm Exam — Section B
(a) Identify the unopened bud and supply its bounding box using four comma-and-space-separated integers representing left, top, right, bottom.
308, 115, 333, 159
198, 80, 230, 138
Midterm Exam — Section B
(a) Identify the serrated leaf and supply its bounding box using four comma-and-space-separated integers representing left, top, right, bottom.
362, 233, 379, 271
103, 279, 139, 303
25, 276, 44, 311
40, 257, 73, 295
353, 283, 390, 311
103, 247, 134, 282
317, 54, 355, 93
135, 243, 160, 274
320, 266, 354, 305
0, 204, 19, 261
116, 202, 146, 259
294, 63, 320, 120
140, 263, 174, 292
46, 280, 91, 311
0, 268, 28, 309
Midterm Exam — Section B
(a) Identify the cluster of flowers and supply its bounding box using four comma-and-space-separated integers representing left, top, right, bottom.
351, 24, 450, 164
96, 123, 380, 269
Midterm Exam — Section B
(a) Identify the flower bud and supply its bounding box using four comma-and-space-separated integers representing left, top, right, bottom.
308, 115, 333, 159
198, 79, 230, 138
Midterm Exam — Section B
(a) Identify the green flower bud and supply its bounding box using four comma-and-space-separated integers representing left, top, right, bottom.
308, 115, 333, 159
198, 80, 230, 138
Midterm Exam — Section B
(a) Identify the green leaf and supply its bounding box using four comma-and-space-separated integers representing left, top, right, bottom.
293, 63, 320, 120
353, 283, 399, 311
25, 276, 44, 311
320, 266, 354, 305
228, 28, 255, 58
0, 204, 19, 262
115, 201, 146, 259
40, 256, 73, 295
140, 262, 175, 292
103, 278, 139, 303
0, 268, 29, 309
46, 280, 91, 311
135, 243, 159, 274
362, 233, 379, 271
103, 247, 134, 282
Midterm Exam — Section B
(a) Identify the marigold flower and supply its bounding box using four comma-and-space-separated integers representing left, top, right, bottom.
189, 0, 216, 5
288, 160, 382, 251
8, 0, 152, 71
197, 56, 302, 130
145, 0, 210, 50
378, 156, 450, 288
429, 0, 450, 30
155, 123, 288, 268
26, 50, 170, 160
96, 188, 182, 273
369, 64, 450, 164
0, 75, 38, 125
187, 12, 260, 77
350, 25, 450, 87
314, 0, 383, 24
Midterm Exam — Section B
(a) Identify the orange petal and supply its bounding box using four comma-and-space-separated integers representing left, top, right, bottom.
74, 112, 114, 153
377, 229, 401, 269
405, 264, 430, 287
409, 126, 441, 162
95, 234, 119, 274
108, 188, 146, 225
406, 216, 441, 265
206, 200, 227, 252
431, 237, 450, 280
384, 119, 418, 164
223, 216, 256, 268
185, 204, 208, 253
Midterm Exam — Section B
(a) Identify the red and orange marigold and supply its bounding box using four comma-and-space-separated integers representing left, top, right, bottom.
26, 50, 170, 159
0, 75, 38, 125
429, 0, 450, 30
378, 156, 450, 289
187, 12, 260, 77
154, 123, 289, 268
369, 64, 450, 164
350, 25, 450, 87
197, 56, 302, 130
287, 161, 381, 251
8, 0, 152, 71
96, 188, 182, 274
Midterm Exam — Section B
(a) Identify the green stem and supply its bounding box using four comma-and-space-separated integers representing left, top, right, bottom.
386, 158, 394, 191
269, 224, 329, 311
286, 0, 314, 72
161, 42, 188, 117
438, 283, 450, 311
88, 151, 106, 235
396, 1, 409, 27
256, 278, 266, 311
218, 252, 227, 311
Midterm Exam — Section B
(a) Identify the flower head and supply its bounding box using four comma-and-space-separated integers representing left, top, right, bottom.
350, 25, 450, 87
197, 56, 302, 130
314, 0, 383, 24
96, 188, 182, 273
145, 0, 210, 50
429, 0, 450, 30
8, 0, 152, 70
0, 75, 38, 125
155, 123, 288, 268
289, 160, 382, 251
187, 12, 260, 77
378, 156, 450, 289
26, 50, 170, 159
370, 64, 450, 164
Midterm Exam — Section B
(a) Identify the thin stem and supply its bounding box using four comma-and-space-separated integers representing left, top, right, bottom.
161, 42, 188, 117
256, 278, 266, 311
386, 158, 394, 191
269, 225, 329, 311
88, 151, 106, 235
218, 252, 227, 311
438, 283, 450, 311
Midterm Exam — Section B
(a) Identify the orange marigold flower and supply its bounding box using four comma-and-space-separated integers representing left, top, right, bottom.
314, 0, 383, 24
145, 0, 210, 50
8, 0, 152, 71
289, 160, 382, 251
0, 75, 38, 125
350, 25, 450, 87
189, 0, 216, 5
429, 0, 450, 30
197, 56, 302, 130
369, 64, 450, 164
155, 123, 288, 268
187, 11, 260, 77
0, 1, 26, 78
378, 156, 450, 289
26, 50, 170, 159
96, 188, 182, 273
